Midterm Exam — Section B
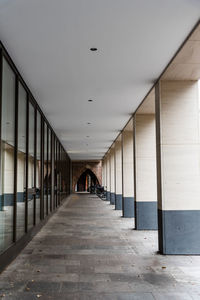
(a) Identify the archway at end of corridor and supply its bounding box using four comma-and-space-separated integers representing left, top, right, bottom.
75, 169, 99, 192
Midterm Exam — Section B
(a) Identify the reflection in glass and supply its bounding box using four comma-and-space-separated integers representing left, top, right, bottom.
44, 123, 47, 216
52, 135, 55, 210
61, 150, 66, 200
36, 111, 41, 224
0, 58, 15, 253
0, 45, 70, 261
57, 143, 61, 205
28, 103, 35, 230
54, 139, 57, 207
48, 129, 51, 212
17, 82, 27, 240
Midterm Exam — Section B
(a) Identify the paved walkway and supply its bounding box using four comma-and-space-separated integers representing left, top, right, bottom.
1, 193, 200, 299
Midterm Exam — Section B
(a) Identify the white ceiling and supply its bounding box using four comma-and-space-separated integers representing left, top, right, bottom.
0, 0, 199, 160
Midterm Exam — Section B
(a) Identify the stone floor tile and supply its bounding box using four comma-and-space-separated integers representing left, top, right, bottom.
153, 292, 193, 299
0, 193, 200, 299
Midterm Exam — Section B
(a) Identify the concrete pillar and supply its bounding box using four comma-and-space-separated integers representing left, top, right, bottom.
115, 137, 123, 210
102, 159, 105, 187
122, 119, 134, 218
102, 157, 107, 201
156, 80, 200, 254
106, 153, 111, 202
134, 114, 157, 229
110, 148, 115, 205
104, 158, 107, 192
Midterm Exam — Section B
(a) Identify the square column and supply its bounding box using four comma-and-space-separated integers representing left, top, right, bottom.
135, 114, 157, 230
110, 148, 115, 205
102, 160, 105, 187
114, 137, 123, 210
156, 80, 200, 254
106, 153, 111, 202
102, 159, 107, 201
122, 119, 134, 218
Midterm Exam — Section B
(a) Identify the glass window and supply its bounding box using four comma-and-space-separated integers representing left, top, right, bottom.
57, 142, 61, 206
61, 149, 64, 201
48, 129, 51, 212
44, 123, 47, 216
51, 134, 55, 211
17, 82, 27, 240
28, 102, 35, 230
54, 139, 57, 208
0, 58, 15, 253
36, 111, 41, 224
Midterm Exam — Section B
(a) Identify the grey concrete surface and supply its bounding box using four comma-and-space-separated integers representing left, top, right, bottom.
0, 193, 200, 299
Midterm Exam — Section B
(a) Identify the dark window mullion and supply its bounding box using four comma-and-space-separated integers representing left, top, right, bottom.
33, 107, 37, 226
46, 126, 48, 215
40, 119, 44, 220
50, 130, 52, 212
55, 138, 58, 207
25, 95, 29, 233
54, 137, 56, 208
13, 76, 18, 242
58, 143, 61, 205
58, 142, 60, 206
52, 134, 55, 211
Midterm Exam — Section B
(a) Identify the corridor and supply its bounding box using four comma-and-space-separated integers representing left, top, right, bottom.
0, 194, 200, 299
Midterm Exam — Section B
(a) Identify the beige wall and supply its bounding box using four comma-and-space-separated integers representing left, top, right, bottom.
156, 80, 200, 210
3, 149, 37, 194
3, 148, 14, 194
102, 160, 105, 187
104, 157, 107, 188
122, 128, 134, 197
17, 152, 25, 193
135, 114, 157, 202
110, 148, 115, 194
36, 161, 41, 188
28, 157, 34, 189
106, 153, 111, 192
115, 139, 122, 195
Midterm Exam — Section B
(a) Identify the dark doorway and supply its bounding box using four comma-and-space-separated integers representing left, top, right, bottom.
76, 169, 99, 192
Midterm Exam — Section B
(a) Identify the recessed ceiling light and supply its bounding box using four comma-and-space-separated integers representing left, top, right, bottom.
90, 47, 97, 51
88, 99, 93, 102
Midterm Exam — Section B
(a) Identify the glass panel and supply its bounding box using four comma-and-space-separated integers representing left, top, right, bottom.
63, 151, 67, 199
57, 142, 60, 205
28, 102, 35, 230
16, 82, 27, 240
60, 149, 63, 201
61, 149, 64, 201
54, 139, 57, 207
48, 129, 51, 212
0, 58, 15, 253
44, 123, 47, 216
36, 111, 41, 224
52, 134, 55, 210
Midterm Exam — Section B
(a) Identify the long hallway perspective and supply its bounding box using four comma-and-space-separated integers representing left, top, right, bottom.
1, 193, 200, 299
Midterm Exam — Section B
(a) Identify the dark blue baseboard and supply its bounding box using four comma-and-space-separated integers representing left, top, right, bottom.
0, 194, 14, 210
17, 192, 25, 202
110, 193, 115, 205
115, 194, 122, 210
0, 192, 27, 210
106, 191, 111, 202
136, 201, 157, 230
123, 197, 134, 218
158, 209, 200, 254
